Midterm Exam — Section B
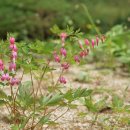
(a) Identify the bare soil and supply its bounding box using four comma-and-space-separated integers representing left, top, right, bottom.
0, 63, 130, 130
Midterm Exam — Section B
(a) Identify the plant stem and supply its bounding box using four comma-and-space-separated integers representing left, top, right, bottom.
50, 71, 54, 86
44, 107, 69, 130
5, 103, 11, 115
14, 70, 24, 101
30, 67, 36, 127
54, 69, 64, 89
10, 85, 16, 123
27, 106, 60, 130
35, 60, 50, 96
81, 4, 101, 35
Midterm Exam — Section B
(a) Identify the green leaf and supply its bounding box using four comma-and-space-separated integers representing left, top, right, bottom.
85, 98, 98, 113
11, 125, 19, 130
0, 82, 5, 87
39, 95, 50, 106
39, 115, 50, 125
64, 88, 92, 102
73, 88, 92, 99
0, 99, 7, 106
18, 81, 32, 96
82, 89, 93, 97
0, 89, 7, 99
18, 81, 33, 109
47, 93, 63, 106
64, 89, 73, 101
50, 25, 61, 34
39, 93, 63, 107
112, 95, 124, 109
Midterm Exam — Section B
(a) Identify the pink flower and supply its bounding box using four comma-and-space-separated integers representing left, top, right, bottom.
0, 60, 4, 71
9, 44, 14, 50
59, 76, 67, 84
1, 74, 6, 81
60, 33, 67, 41
74, 55, 80, 63
91, 39, 95, 48
1, 73, 10, 81
9, 37, 15, 44
12, 44, 18, 52
79, 51, 85, 58
9, 44, 18, 52
60, 33, 67, 47
61, 62, 69, 70
5, 73, 10, 81
60, 48, 67, 57
54, 55, 60, 63
12, 51, 17, 59
9, 62, 16, 71
10, 78, 19, 86
84, 39, 90, 46
79, 49, 89, 58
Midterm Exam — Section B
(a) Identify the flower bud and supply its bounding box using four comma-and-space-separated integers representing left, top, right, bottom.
74, 55, 80, 63
12, 51, 17, 59
60, 33, 67, 41
0, 60, 4, 72
61, 62, 69, 70
91, 39, 95, 48
9, 44, 18, 52
9, 44, 14, 50
79, 51, 84, 58
1, 74, 6, 81
10, 78, 19, 86
84, 39, 90, 46
9, 37, 15, 44
1, 73, 10, 81
59, 76, 67, 84
54, 55, 60, 63
13, 44, 18, 52
60, 48, 67, 57
9, 62, 16, 71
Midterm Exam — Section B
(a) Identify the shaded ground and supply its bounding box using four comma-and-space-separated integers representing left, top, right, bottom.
0, 63, 130, 130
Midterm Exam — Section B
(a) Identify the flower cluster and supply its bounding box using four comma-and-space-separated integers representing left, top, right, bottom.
54, 33, 106, 84
0, 60, 4, 72
0, 37, 19, 86
9, 37, 17, 72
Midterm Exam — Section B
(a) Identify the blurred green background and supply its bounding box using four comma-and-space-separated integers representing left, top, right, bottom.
0, 0, 130, 40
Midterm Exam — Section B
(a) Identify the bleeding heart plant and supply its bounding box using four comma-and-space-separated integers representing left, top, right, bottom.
0, 26, 106, 130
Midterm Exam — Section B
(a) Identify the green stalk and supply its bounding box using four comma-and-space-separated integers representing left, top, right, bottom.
81, 4, 101, 36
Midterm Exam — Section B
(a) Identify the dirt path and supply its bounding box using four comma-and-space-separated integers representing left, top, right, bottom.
0, 63, 130, 130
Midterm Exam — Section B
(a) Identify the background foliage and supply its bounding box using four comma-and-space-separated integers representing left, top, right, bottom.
0, 0, 130, 40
